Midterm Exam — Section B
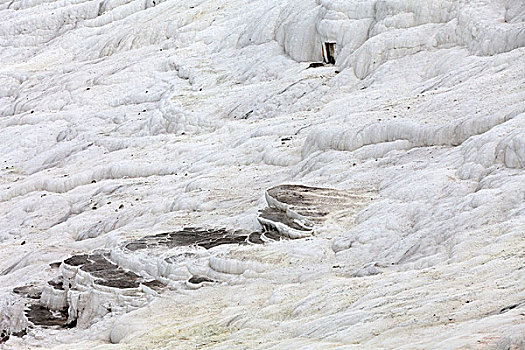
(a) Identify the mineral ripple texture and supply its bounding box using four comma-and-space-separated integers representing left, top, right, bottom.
0, 0, 524, 348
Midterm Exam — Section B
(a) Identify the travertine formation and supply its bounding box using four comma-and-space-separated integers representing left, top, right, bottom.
4, 185, 357, 339
258, 184, 373, 238
0, 0, 523, 348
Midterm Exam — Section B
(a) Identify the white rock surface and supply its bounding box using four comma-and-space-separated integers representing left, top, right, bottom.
0, 0, 524, 348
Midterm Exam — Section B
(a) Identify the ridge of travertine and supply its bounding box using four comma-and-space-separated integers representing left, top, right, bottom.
0, 0, 523, 348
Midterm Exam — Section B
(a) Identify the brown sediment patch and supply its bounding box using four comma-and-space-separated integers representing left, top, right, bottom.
63, 253, 145, 290
13, 284, 42, 300
258, 184, 373, 238
25, 304, 69, 328
124, 227, 262, 251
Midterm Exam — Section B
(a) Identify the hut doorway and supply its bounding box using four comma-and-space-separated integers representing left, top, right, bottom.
323, 42, 336, 64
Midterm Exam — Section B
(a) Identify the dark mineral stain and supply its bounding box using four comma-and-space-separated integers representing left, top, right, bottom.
26, 304, 69, 328
265, 184, 347, 220
247, 232, 265, 244
484, 300, 525, 317
307, 62, 324, 69
0, 330, 9, 344
48, 281, 64, 290
63, 254, 90, 266
259, 207, 312, 232
142, 280, 165, 291
124, 227, 260, 251
49, 262, 62, 269
63, 254, 144, 290
13, 285, 42, 299
188, 276, 215, 284
261, 231, 282, 241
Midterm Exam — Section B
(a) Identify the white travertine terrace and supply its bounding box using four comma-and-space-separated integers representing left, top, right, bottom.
0, 0, 524, 348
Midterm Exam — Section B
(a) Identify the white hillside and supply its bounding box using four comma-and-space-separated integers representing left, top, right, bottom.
0, 0, 524, 348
